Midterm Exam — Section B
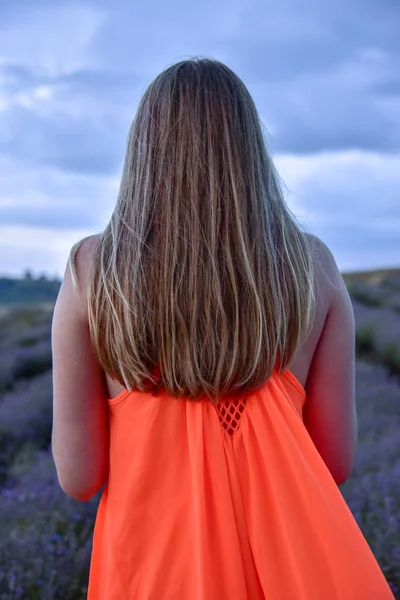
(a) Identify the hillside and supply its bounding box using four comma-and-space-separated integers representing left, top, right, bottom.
1, 267, 400, 307
0, 276, 61, 306
341, 267, 400, 287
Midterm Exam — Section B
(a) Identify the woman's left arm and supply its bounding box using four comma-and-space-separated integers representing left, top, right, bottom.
51, 236, 109, 502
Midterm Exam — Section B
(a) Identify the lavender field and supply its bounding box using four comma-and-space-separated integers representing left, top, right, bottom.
0, 271, 399, 599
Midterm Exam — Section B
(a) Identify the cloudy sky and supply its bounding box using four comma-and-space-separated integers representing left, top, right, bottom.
0, 0, 399, 277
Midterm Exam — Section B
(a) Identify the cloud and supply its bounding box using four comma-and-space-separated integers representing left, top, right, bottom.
254, 57, 400, 155
0, 225, 95, 277
0, 2, 104, 73
0, 0, 399, 274
0, 149, 399, 276
1, 0, 399, 172
0, 62, 141, 174
0, 155, 118, 229
276, 150, 400, 270
2, 106, 126, 175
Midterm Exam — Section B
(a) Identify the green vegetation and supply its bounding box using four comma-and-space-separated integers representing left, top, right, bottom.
379, 343, 400, 379
344, 268, 400, 311
355, 324, 376, 359
342, 268, 400, 288
0, 306, 53, 395
355, 326, 400, 381
0, 275, 60, 306
348, 284, 385, 308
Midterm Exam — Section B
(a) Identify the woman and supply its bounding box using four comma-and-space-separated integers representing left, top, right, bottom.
51, 58, 395, 599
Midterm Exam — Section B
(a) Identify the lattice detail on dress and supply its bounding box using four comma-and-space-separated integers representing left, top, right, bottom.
213, 397, 248, 436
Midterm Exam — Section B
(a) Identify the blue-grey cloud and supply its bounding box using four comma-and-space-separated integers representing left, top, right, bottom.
2, 105, 125, 175
0, 0, 399, 275
0, 0, 399, 174
0, 63, 141, 173
0, 155, 117, 231
0, 204, 97, 229
276, 150, 400, 269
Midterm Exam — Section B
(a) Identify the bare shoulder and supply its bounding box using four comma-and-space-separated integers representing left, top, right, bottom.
305, 233, 347, 305
65, 233, 103, 318
305, 232, 339, 273
68, 233, 102, 288
71, 233, 102, 278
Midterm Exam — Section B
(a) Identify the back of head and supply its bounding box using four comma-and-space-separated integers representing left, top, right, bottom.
76, 57, 315, 400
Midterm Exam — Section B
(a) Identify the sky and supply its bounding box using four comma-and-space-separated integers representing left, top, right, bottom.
0, 0, 399, 277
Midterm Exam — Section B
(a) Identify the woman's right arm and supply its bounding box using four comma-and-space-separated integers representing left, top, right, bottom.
303, 239, 358, 485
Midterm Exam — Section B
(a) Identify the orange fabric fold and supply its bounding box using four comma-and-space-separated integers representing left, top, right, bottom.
88, 368, 394, 599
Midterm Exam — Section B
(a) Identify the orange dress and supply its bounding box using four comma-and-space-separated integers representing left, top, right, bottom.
88, 366, 395, 599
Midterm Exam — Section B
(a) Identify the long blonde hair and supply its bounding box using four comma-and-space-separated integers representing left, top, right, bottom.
70, 58, 316, 401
